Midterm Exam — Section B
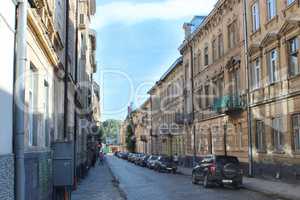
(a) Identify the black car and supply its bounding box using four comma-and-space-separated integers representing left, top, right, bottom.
192, 155, 243, 189
154, 156, 177, 173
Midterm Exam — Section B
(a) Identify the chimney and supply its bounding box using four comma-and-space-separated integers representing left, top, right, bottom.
183, 23, 193, 39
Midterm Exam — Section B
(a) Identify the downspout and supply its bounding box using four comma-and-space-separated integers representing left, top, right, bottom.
13, 1, 27, 200
63, 0, 70, 198
64, 0, 70, 139
150, 97, 153, 154
189, 45, 196, 167
73, 0, 79, 189
243, 0, 254, 177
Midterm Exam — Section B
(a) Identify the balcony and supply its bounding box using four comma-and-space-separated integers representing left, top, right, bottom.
213, 95, 244, 115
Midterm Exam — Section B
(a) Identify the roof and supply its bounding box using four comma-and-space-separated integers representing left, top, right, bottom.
178, 0, 223, 52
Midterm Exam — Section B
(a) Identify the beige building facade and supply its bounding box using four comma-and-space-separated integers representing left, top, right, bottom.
179, 0, 249, 167
246, 0, 300, 181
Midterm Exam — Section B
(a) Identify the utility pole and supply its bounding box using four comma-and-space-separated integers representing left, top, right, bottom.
13, 1, 27, 200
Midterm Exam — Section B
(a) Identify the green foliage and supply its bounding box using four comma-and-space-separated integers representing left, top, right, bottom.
126, 124, 136, 152
99, 119, 121, 143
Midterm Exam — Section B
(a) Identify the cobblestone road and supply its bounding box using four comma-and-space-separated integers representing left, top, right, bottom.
72, 161, 124, 200
107, 156, 283, 200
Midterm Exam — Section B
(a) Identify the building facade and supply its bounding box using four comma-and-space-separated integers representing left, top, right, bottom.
179, 0, 249, 168
246, 0, 300, 181
0, 1, 16, 199
0, 0, 99, 199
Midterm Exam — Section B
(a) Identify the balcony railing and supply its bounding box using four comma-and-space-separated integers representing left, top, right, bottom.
213, 95, 244, 115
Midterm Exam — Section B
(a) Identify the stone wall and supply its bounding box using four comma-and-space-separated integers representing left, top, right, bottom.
0, 154, 14, 200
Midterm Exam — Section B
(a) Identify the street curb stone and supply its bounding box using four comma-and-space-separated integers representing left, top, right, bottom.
106, 159, 128, 200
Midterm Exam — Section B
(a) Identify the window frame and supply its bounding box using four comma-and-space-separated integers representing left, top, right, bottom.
267, 0, 277, 21
292, 114, 300, 152
251, 1, 260, 32
267, 49, 279, 84
288, 37, 299, 77
256, 120, 265, 152
204, 46, 209, 66
218, 34, 224, 57
251, 58, 261, 90
28, 63, 38, 147
272, 117, 284, 152
228, 20, 238, 49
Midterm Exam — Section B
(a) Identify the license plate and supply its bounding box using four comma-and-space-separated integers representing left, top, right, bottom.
222, 180, 233, 183
167, 168, 172, 170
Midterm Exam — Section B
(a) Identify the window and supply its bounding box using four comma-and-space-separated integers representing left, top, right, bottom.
217, 77, 224, 98
252, 2, 260, 32
238, 123, 243, 149
228, 21, 238, 49
267, 49, 278, 84
204, 85, 209, 108
197, 51, 201, 72
288, 37, 299, 76
218, 34, 224, 57
44, 81, 49, 147
79, 14, 85, 24
272, 117, 284, 152
292, 114, 300, 151
256, 120, 265, 151
28, 63, 38, 146
287, 0, 296, 6
251, 58, 261, 89
212, 39, 218, 61
230, 68, 241, 97
204, 46, 209, 66
267, 0, 276, 20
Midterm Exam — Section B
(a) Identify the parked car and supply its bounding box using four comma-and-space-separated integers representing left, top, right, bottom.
134, 153, 145, 165
147, 155, 159, 169
154, 155, 177, 173
140, 155, 150, 167
127, 153, 135, 162
192, 155, 243, 189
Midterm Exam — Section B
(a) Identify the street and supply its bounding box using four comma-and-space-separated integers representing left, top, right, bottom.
106, 156, 281, 200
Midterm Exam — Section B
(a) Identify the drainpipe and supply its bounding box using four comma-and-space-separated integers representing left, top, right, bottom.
13, 1, 27, 200
73, 0, 79, 189
243, 0, 254, 177
64, 0, 70, 139
224, 123, 227, 156
63, 0, 70, 198
189, 45, 196, 167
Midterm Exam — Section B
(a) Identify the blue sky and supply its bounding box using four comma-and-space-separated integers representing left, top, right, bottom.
92, 0, 217, 121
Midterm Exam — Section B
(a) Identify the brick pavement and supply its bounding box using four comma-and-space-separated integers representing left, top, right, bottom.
72, 161, 124, 200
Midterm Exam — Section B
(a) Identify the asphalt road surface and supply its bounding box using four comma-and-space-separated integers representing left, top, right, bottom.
107, 156, 282, 200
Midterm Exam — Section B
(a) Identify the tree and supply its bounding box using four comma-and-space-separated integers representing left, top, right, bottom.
99, 119, 121, 144
126, 124, 136, 152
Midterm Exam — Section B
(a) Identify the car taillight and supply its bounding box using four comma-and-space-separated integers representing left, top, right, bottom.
209, 164, 216, 175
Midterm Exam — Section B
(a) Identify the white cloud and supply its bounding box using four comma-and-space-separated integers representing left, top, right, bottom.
91, 0, 217, 29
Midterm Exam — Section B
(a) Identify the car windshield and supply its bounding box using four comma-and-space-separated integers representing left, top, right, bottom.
151, 156, 157, 160
159, 157, 171, 162
216, 156, 239, 164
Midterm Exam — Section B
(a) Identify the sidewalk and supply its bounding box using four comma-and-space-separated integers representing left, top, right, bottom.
72, 162, 124, 200
177, 166, 300, 200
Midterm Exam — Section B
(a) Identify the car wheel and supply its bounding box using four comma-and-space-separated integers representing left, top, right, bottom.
232, 182, 240, 190
192, 173, 198, 185
203, 174, 210, 188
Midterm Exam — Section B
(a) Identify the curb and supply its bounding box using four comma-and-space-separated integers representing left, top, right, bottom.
177, 170, 296, 200
243, 185, 297, 200
106, 159, 128, 200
